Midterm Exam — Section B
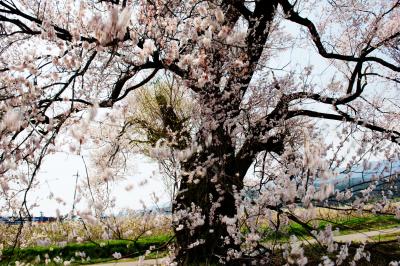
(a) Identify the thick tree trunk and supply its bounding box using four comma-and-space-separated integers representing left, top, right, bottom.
173, 165, 243, 264
174, 196, 234, 263
172, 126, 247, 265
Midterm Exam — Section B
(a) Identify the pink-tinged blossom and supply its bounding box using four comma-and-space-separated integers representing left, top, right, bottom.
116, 8, 132, 34
197, 6, 207, 17
336, 244, 349, 265
217, 26, 230, 39
143, 39, 156, 55
319, 256, 334, 266
1, 109, 22, 131
112, 252, 122, 259
284, 236, 308, 266
214, 8, 224, 23
75, 251, 86, 258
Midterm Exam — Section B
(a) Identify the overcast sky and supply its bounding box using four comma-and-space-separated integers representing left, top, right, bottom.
28, 152, 169, 216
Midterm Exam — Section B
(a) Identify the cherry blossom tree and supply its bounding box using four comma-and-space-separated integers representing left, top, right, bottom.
0, 0, 399, 264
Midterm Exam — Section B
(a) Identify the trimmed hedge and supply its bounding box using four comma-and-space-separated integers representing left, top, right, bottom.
1, 235, 172, 265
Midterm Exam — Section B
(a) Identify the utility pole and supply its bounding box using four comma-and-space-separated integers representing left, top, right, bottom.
71, 171, 79, 218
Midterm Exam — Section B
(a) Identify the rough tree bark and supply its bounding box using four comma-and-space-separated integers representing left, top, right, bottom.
172, 126, 285, 265
173, 127, 245, 265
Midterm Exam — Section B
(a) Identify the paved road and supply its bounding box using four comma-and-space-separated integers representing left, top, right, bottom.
88, 257, 168, 266
332, 226, 400, 243
299, 227, 400, 245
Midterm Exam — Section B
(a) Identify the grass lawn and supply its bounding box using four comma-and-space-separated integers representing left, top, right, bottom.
0, 235, 172, 266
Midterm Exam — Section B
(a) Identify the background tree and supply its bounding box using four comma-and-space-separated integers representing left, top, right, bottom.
0, 0, 399, 264
119, 77, 197, 202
